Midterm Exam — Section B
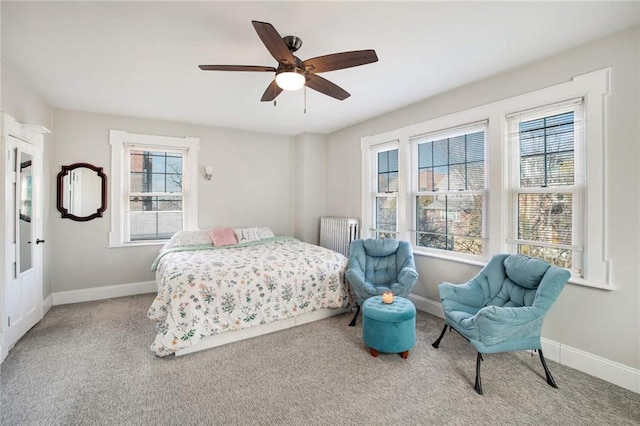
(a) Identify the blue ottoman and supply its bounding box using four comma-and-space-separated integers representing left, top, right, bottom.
362, 296, 416, 359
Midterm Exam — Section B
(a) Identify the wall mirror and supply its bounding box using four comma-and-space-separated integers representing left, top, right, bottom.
57, 163, 107, 221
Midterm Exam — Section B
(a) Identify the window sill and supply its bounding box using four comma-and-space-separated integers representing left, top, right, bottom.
413, 249, 615, 291
413, 248, 487, 267
568, 277, 615, 291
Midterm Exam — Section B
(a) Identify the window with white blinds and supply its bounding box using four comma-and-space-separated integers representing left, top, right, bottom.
411, 122, 487, 255
507, 99, 584, 274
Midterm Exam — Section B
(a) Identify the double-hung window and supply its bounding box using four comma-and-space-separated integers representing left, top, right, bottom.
412, 123, 486, 255
127, 147, 185, 241
109, 130, 199, 246
373, 145, 399, 239
506, 100, 584, 273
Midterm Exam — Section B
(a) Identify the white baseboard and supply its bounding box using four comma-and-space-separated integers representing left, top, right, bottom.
409, 293, 639, 394
51, 281, 156, 306
408, 293, 444, 319
544, 338, 640, 394
43, 294, 53, 315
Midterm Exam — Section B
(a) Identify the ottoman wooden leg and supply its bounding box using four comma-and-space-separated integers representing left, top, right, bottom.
400, 351, 409, 359
370, 348, 379, 357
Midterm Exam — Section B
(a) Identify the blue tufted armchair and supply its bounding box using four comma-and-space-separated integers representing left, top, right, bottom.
432, 254, 570, 394
346, 239, 418, 326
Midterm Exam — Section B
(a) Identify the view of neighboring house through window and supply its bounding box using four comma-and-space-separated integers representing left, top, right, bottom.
128, 148, 184, 241
109, 130, 199, 247
507, 100, 584, 273
413, 125, 486, 255
375, 147, 398, 238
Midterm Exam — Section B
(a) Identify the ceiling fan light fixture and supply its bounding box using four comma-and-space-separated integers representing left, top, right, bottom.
275, 68, 306, 91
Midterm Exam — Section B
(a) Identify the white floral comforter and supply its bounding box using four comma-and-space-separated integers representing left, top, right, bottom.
148, 237, 353, 356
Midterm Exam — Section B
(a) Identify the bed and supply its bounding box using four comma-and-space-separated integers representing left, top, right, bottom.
147, 229, 354, 357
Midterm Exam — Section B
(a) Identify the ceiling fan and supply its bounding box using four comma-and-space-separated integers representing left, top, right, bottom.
199, 20, 378, 102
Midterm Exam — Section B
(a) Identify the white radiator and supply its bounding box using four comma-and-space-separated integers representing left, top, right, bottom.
320, 216, 359, 257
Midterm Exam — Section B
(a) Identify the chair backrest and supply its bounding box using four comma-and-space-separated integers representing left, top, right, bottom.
350, 239, 412, 286
483, 254, 569, 312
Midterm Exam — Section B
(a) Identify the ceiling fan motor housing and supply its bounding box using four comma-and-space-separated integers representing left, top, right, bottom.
282, 35, 302, 52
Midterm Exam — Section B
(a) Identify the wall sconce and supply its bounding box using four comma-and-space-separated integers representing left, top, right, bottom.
204, 166, 214, 181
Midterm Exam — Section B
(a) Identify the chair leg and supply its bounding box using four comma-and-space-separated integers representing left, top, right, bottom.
348, 305, 360, 327
432, 324, 448, 348
538, 349, 558, 388
474, 352, 484, 395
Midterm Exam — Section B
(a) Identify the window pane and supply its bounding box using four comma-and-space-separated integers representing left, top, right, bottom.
518, 244, 572, 269
130, 150, 184, 193
416, 131, 485, 193
416, 194, 483, 255
376, 196, 396, 238
377, 149, 398, 193
520, 112, 574, 188
129, 195, 182, 241
418, 143, 432, 168
129, 211, 182, 241
518, 193, 572, 245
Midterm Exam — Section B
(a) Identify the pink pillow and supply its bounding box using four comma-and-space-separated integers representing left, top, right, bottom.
210, 227, 237, 247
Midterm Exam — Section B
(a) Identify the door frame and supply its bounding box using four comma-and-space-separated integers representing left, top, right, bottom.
0, 113, 49, 362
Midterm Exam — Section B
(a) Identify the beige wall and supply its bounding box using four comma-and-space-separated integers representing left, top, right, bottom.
51, 109, 295, 292
294, 133, 327, 245
326, 26, 640, 369
1, 59, 55, 298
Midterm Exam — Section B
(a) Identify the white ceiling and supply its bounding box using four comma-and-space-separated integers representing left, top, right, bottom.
2, 1, 639, 136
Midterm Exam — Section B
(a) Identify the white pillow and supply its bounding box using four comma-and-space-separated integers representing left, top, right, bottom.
233, 227, 275, 243
161, 230, 213, 251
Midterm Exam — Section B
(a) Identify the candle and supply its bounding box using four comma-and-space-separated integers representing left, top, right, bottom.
381, 291, 394, 304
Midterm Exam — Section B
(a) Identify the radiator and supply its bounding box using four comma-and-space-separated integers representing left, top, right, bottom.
319, 216, 359, 257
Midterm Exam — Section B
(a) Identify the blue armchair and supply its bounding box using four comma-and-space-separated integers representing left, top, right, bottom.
432, 254, 570, 394
346, 239, 418, 326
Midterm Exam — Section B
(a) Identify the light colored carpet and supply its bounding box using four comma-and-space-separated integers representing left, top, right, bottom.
1, 293, 639, 425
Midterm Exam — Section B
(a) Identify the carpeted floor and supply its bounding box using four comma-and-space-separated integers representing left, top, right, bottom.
1, 293, 639, 425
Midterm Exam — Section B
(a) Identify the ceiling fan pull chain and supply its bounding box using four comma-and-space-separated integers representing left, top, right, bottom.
304, 85, 307, 114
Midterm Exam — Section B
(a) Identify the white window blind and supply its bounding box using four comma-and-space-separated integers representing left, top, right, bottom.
410, 121, 487, 256
506, 98, 585, 274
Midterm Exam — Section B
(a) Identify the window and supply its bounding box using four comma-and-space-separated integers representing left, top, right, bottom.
128, 148, 184, 241
412, 124, 486, 255
374, 146, 398, 238
109, 130, 199, 246
361, 68, 611, 288
507, 100, 583, 273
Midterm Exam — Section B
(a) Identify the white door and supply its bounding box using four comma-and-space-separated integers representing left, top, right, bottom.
5, 135, 44, 351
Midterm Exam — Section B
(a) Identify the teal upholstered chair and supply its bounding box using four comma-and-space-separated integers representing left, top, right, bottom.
432, 254, 570, 394
346, 239, 418, 326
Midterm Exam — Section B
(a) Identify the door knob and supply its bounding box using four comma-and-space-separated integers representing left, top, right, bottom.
36, 239, 45, 244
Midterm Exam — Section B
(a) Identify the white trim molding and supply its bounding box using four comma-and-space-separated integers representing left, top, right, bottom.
51, 281, 156, 306
409, 294, 639, 394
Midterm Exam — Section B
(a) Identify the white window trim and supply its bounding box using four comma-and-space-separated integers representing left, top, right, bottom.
109, 130, 200, 247
361, 68, 612, 290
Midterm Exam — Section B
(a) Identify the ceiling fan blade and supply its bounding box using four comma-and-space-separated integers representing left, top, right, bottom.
199, 65, 276, 72
260, 80, 284, 102
305, 74, 350, 100
303, 50, 378, 74
252, 20, 296, 65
